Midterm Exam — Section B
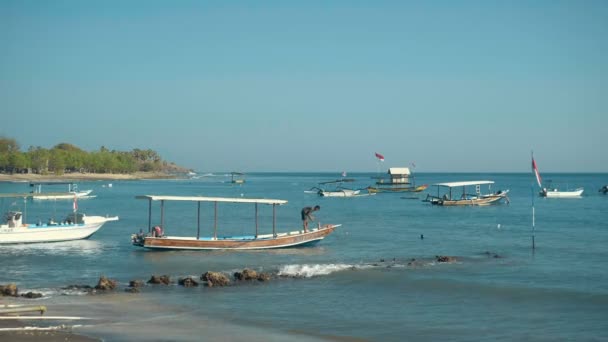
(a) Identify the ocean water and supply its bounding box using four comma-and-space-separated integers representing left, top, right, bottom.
1, 173, 607, 341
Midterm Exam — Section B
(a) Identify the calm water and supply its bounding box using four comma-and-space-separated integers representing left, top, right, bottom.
1, 173, 607, 341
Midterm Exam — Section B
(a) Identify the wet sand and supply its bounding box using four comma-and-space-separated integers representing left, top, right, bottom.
0, 320, 99, 341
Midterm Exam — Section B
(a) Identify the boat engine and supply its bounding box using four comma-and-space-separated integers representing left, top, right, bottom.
5, 211, 23, 228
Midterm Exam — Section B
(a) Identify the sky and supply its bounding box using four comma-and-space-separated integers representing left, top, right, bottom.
1, 0, 607, 172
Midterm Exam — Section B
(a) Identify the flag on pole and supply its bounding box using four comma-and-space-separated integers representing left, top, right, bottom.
374, 152, 385, 162
73, 194, 78, 213
532, 156, 542, 188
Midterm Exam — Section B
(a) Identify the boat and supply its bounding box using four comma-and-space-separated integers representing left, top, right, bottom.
423, 181, 510, 206
368, 167, 428, 193
131, 195, 341, 250
306, 179, 372, 197
600, 185, 608, 194
230, 172, 245, 184
0, 193, 118, 244
29, 182, 95, 200
532, 155, 584, 198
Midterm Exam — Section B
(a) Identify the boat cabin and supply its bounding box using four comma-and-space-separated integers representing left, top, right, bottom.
231, 172, 245, 184
376, 167, 411, 185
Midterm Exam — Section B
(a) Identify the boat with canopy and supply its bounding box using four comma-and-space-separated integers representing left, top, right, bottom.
131, 195, 341, 250
367, 167, 428, 193
305, 179, 372, 197
423, 180, 510, 206
29, 182, 95, 200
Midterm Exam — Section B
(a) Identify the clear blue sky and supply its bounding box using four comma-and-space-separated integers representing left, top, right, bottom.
1, 1, 606, 172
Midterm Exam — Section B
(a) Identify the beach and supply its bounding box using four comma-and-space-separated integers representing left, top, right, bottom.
0, 172, 180, 183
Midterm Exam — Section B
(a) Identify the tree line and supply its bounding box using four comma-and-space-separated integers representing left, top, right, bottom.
0, 137, 185, 175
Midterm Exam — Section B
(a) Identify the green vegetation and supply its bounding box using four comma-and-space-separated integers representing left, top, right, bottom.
0, 137, 187, 175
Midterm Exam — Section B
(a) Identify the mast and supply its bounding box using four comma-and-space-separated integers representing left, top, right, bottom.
531, 151, 536, 251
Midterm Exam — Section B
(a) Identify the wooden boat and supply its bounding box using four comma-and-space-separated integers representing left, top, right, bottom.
131, 195, 341, 250
0, 193, 118, 244
29, 182, 94, 200
306, 179, 372, 197
423, 181, 509, 206
230, 172, 245, 184
370, 167, 427, 193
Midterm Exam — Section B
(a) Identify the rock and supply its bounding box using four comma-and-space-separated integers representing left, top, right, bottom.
436, 255, 457, 263
125, 287, 140, 293
0, 284, 18, 297
20, 292, 43, 299
129, 280, 145, 288
148, 275, 171, 285
95, 276, 117, 291
256, 272, 271, 282
201, 272, 230, 287
178, 277, 199, 287
234, 268, 258, 281
62, 284, 93, 291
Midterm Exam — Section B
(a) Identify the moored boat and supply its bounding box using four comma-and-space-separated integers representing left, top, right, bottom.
29, 182, 95, 200
131, 195, 341, 250
423, 181, 509, 206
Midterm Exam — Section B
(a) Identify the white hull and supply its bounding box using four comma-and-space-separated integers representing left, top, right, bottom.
33, 190, 94, 200
320, 189, 361, 197
541, 188, 584, 198
0, 215, 117, 244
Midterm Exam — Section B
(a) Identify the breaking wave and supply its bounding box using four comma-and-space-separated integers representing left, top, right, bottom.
277, 263, 368, 278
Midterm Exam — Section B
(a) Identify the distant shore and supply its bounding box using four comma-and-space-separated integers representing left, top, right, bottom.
0, 171, 181, 182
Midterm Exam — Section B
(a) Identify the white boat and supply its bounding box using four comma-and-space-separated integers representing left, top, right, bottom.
30, 182, 95, 200
306, 178, 373, 197
540, 187, 584, 198
131, 195, 340, 250
423, 180, 509, 206
0, 193, 118, 244
532, 155, 583, 198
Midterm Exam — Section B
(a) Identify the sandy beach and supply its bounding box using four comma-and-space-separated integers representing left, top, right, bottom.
0, 172, 180, 183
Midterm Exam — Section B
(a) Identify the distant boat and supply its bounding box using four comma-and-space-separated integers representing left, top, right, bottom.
230, 172, 245, 184
131, 195, 340, 250
368, 167, 428, 193
423, 180, 510, 206
306, 179, 373, 197
0, 193, 118, 244
29, 182, 94, 200
532, 155, 584, 198
600, 185, 608, 194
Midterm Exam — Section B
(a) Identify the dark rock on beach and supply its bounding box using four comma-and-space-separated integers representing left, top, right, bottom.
178, 277, 199, 287
20, 291, 43, 299
201, 272, 230, 287
148, 275, 171, 285
0, 283, 18, 297
436, 255, 457, 263
234, 268, 272, 282
95, 276, 118, 291
129, 280, 145, 288
125, 287, 140, 293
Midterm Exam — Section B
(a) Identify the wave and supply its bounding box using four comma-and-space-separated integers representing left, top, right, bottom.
277, 263, 371, 278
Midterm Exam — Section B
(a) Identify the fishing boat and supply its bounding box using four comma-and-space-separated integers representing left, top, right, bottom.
368, 167, 428, 193
532, 155, 584, 198
230, 172, 245, 184
423, 181, 509, 206
29, 182, 95, 200
131, 195, 340, 250
305, 179, 372, 197
0, 193, 118, 244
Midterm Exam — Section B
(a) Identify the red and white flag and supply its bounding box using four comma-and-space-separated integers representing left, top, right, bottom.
73, 194, 78, 212
532, 157, 542, 188
374, 152, 385, 162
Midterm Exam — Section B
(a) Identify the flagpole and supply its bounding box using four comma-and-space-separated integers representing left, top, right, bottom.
531, 150, 536, 251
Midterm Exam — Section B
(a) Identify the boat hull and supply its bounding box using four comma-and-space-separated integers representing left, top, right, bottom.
368, 184, 428, 193
0, 216, 117, 244
541, 189, 584, 198
137, 224, 340, 250
320, 190, 360, 197
32, 190, 94, 200
426, 192, 509, 206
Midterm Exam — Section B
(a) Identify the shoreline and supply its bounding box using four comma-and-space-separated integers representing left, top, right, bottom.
0, 172, 181, 183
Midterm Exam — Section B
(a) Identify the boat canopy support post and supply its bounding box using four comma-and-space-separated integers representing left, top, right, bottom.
214, 201, 218, 240
160, 200, 165, 229
147, 199, 152, 233
272, 204, 276, 238
255, 203, 258, 239
197, 201, 201, 240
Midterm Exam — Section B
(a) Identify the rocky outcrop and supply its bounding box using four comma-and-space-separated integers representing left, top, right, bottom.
148, 275, 171, 285
436, 255, 457, 263
129, 280, 145, 288
201, 272, 230, 287
178, 277, 199, 287
95, 276, 118, 291
234, 268, 271, 282
20, 291, 43, 299
0, 284, 18, 297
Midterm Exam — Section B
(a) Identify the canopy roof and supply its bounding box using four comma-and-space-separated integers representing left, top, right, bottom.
136, 195, 287, 205
388, 167, 411, 176
433, 180, 495, 187
29, 182, 76, 186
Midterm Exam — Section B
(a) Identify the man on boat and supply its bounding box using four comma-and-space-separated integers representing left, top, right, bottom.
301, 205, 320, 232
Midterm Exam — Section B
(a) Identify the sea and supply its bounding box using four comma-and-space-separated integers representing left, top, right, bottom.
1, 172, 607, 341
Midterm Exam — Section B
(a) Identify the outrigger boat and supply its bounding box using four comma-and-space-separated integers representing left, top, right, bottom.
305, 179, 372, 197
532, 155, 584, 198
423, 181, 509, 206
29, 182, 94, 200
131, 195, 341, 250
230, 172, 245, 184
0, 193, 118, 244
368, 167, 428, 193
